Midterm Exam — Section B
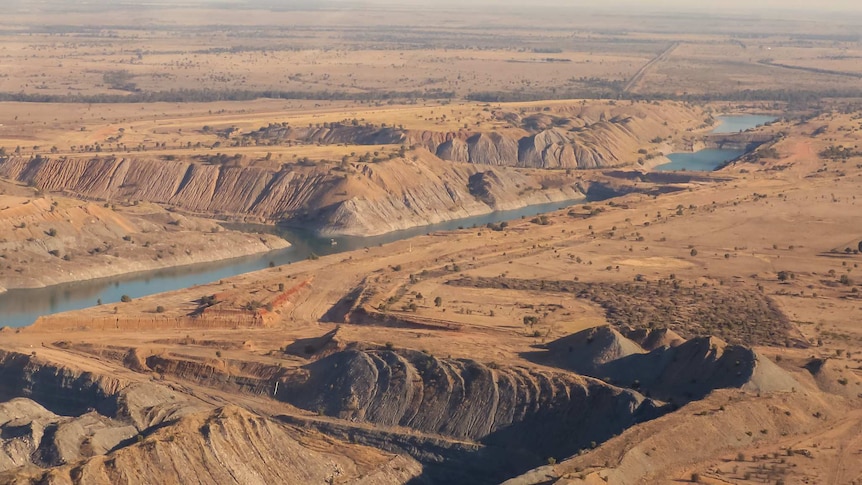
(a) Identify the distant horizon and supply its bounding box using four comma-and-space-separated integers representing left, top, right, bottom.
7, 0, 862, 14
255, 0, 862, 14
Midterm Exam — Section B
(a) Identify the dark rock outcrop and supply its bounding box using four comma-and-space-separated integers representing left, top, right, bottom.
278, 348, 665, 461
526, 329, 798, 402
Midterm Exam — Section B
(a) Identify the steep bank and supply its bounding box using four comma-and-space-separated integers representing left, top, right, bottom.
0, 349, 421, 484
246, 101, 708, 170
0, 101, 713, 237
312, 158, 584, 236
0, 194, 288, 291
0, 152, 585, 237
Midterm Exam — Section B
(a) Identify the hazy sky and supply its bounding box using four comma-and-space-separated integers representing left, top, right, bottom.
7, 0, 862, 17
420, 0, 862, 12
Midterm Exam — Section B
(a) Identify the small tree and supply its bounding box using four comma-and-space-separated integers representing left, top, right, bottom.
690, 248, 698, 257
434, 296, 443, 307
120, 294, 132, 303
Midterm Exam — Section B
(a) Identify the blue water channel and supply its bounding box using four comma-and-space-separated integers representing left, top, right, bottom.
654, 114, 776, 172
0, 114, 778, 327
0, 199, 585, 327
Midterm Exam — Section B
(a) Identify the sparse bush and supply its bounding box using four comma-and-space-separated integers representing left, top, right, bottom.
531, 215, 550, 225
242, 300, 264, 311
120, 294, 132, 303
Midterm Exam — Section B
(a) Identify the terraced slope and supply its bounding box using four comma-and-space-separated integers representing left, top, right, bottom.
528, 326, 799, 402
2, 406, 422, 485
0, 153, 582, 236
247, 101, 706, 169
279, 348, 666, 460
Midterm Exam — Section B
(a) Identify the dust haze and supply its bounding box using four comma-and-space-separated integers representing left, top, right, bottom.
0, 0, 860, 484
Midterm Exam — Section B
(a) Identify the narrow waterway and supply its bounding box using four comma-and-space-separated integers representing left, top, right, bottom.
0, 114, 780, 328
654, 114, 777, 172
710, 114, 777, 134
0, 199, 585, 327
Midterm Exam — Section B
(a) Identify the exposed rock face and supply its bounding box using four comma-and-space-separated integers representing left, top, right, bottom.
518, 129, 576, 168
430, 122, 645, 169
0, 103, 705, 239
0, 325, 805, 485
624, 327, 685, 351
0, 156, 327, 221
504, 389, 828, 485
242, 103, 704, 171
278, 348, 665, 460
467, 171, 502, 206
600, 336, 798, 400
301, 156, 583, 236
3, 406, 422, 485
531, 328, 798, 402
0, 350, 208, 429
0, 154, 583, 237
467, 132, 520, 166
0, 349, 422, 484
436, 138, 469, 163
426, 103, 704, 169
538, 325, 646, 375
0, 399, 137, 472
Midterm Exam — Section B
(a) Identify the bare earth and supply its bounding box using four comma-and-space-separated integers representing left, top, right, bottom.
0, 109, 859, 484
1, 3, 862, 484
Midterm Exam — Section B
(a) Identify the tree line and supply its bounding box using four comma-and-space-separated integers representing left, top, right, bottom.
0, 88, 455, 104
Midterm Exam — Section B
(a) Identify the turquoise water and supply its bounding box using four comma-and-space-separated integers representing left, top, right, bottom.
655, 149, 746, 172
0, 114, 781, 327
655, 114, 776, 172
711, 115, 776, 134
0, 199, 585, 327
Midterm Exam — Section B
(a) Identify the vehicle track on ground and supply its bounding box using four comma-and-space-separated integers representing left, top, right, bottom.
622, 42, 679, 94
